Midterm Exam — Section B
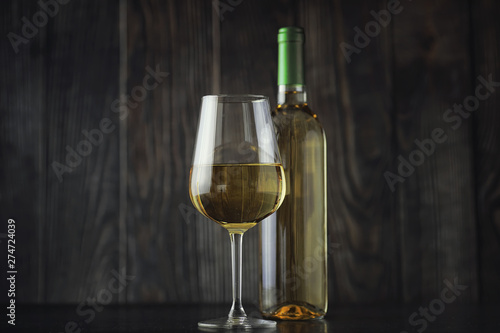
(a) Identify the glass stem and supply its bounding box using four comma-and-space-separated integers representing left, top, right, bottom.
228, 232, 247, 320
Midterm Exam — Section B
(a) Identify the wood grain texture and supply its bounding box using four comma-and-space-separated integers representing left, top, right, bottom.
472, 0, 500, 303
125, 0, 215, 303
393, 0, 478, 301
44, 0, 121, 302
0, 0, 46, 303
0, 0, 499, 305
297, 0, 397, 303
218, 0, 294, 306
219, 0, 295, 105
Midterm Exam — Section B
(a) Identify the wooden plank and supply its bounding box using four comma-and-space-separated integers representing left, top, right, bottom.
0, 0, 46, 303
297, 0, 397, 303
393, 0, 478, 302
219, 0, 295, 105
125, 0, 214, 303
44, 0, 121, 302
218, 0, 295, 306
472, 0, 500, 303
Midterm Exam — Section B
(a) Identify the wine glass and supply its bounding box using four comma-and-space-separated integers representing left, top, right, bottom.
189, 95, 285, 329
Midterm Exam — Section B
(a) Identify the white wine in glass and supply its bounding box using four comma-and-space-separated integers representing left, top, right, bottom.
189, 95, 285, 329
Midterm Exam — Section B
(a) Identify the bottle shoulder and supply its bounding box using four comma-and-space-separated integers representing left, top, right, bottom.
272, 104, 325, 133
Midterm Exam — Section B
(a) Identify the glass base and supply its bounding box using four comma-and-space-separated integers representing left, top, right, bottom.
198, 316, 277, 330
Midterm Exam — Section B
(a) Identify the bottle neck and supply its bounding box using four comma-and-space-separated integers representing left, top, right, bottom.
277, 84, 307, 106
277, 28, 306, 106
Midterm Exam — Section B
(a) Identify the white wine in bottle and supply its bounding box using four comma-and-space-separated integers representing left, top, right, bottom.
259, 27, 328, 320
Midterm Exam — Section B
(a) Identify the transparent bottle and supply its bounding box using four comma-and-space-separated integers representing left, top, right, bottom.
259, 27, 328, 320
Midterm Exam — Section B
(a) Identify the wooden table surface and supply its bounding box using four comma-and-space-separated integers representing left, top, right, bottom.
5, 304, 499, 332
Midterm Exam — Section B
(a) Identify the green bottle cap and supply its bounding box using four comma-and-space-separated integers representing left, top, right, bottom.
278, 27, 305, 86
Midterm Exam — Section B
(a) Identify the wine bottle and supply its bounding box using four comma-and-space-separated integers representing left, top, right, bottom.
259, 27, 328, 320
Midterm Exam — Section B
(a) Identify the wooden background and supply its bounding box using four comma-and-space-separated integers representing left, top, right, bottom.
1, 0, 499, 306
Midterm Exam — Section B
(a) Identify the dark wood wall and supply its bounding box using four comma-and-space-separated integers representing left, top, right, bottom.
1, 0, 499, 305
